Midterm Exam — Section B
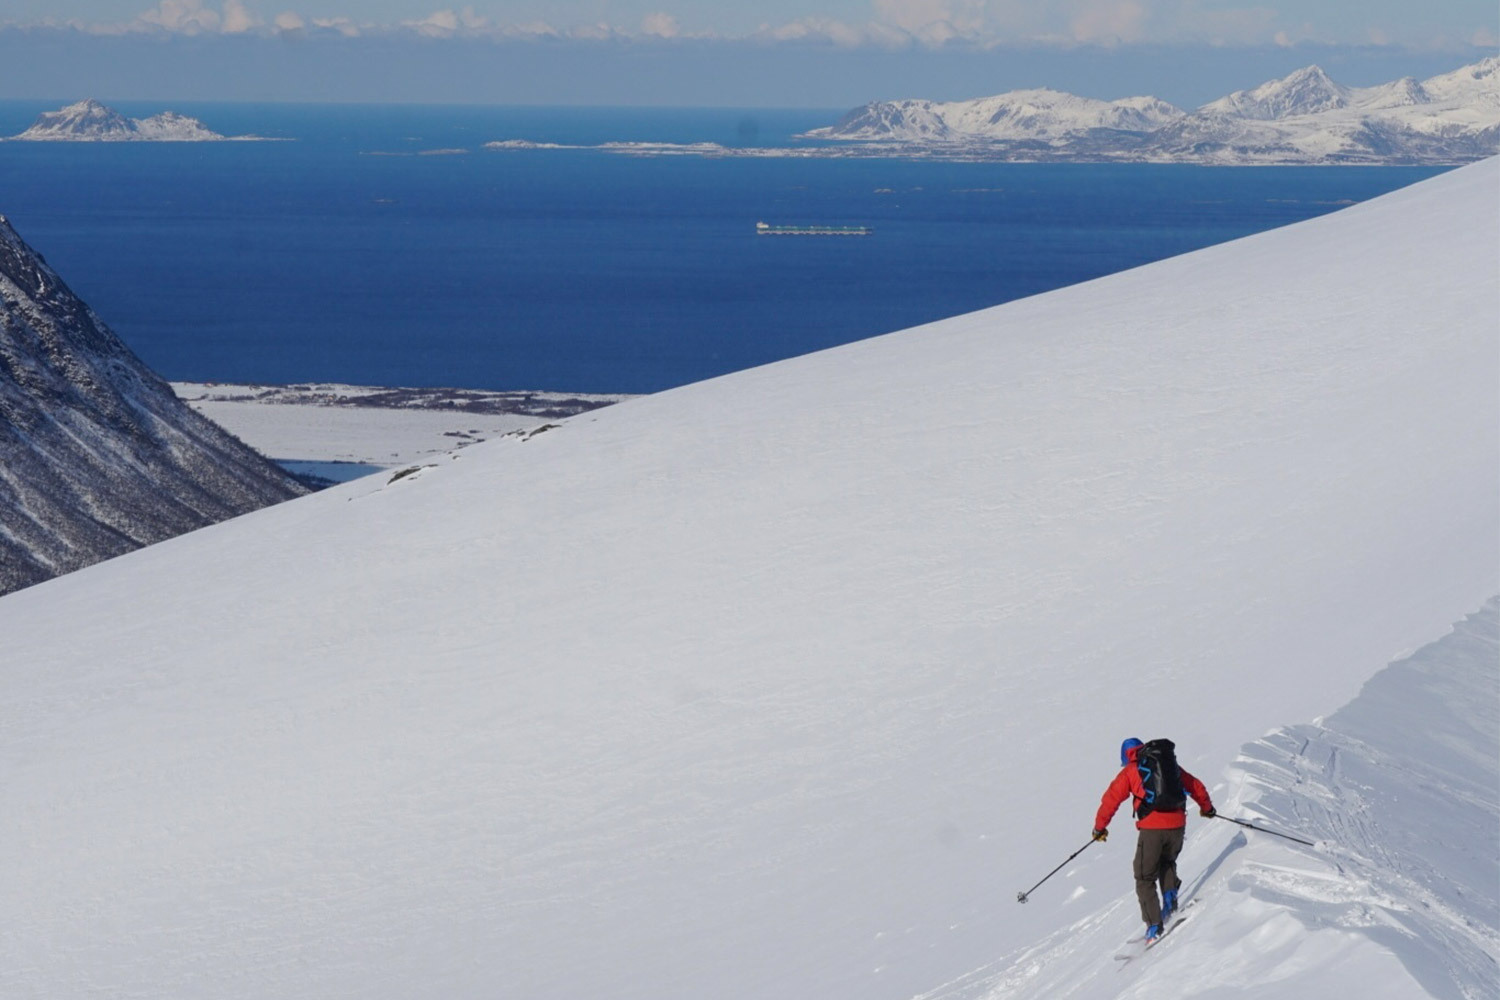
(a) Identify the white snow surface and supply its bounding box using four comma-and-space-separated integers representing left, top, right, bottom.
177, 399, 509, 465
0, 160, 1496, 999
925, 599, 1499, 1000
171, 382, 630, 466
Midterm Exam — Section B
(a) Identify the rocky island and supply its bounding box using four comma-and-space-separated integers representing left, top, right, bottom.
10, 99, 252, 141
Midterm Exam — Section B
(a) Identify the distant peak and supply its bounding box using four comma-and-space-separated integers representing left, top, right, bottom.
1261, 65, 1341, 95
62, 98, 115, 113
1285, 65, 1331, 81
1204, 64, 1350, 119
0, 214, 35, 252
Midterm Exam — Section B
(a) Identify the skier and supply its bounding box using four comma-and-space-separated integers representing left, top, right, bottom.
1092, 737, 1215, 943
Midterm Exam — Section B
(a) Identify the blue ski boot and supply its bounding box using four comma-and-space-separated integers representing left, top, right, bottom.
1161, 888, 1179, 923
1145, 923, 1162, 943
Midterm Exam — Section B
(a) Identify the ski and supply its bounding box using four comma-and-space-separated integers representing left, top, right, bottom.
1112, 900, 1194, 964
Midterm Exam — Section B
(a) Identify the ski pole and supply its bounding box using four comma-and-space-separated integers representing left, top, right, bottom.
1212, 813, 1316, 847
1016, 838, 1096, 903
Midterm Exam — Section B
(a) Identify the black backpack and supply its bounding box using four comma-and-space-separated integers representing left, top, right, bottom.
1134, 738, 1186, 819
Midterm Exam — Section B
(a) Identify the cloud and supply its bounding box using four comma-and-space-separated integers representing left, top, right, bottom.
2, 0, 1488, 51
1068, 0, 1149, 44
138, 0, 221, 34
872, 0, 987, 35
221, 0, 258, 33
640, 13, 681, 39
404, 7, 490, 39
312, 16, 361, 38
1168, 1, 1282, 46
756, 17, 877, 48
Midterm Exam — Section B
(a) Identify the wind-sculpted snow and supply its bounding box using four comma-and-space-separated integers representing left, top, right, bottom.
0, 162, 1493, 999
0, 216, 305, 593
932, 600, 1499, 1000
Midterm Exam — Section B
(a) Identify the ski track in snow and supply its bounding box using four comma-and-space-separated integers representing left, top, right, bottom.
922, 600, 1499, 1000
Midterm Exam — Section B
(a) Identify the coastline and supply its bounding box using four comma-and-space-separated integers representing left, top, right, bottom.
173, 381, 632, 477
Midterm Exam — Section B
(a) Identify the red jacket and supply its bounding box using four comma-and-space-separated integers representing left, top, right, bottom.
1095, 743, 1214, 832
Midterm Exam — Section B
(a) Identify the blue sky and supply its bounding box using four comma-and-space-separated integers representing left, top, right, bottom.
1, 1, 1494, 105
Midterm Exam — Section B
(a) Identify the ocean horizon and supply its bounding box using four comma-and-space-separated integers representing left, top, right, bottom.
0, 101, 1446, 394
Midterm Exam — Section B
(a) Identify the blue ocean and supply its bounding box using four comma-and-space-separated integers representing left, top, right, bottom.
0, 102, 1445, 394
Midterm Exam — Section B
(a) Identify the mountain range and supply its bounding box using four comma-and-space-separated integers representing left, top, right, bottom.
0, 216, 305, 594
806, 58, 1500, 164
11, 99, 233, 141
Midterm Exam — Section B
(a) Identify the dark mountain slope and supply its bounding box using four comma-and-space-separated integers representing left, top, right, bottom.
0, 216, 305, 594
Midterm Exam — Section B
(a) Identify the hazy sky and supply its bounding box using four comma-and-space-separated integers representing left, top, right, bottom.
10, 0, 1497, 45
1, 1, 1494, 105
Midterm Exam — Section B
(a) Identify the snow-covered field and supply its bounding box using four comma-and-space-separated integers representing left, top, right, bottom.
0, 159, 1495, 999
173, 382, 628, 468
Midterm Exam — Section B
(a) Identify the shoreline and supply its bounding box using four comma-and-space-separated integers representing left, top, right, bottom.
173, 381, 633, 481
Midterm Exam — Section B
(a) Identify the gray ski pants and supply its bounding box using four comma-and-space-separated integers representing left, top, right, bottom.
1133, 826, 1185, 925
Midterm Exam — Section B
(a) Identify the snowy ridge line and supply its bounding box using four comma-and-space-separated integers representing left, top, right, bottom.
802, 58, 1498, 164
964, 599, 1500, 1000
487, 59, 1498, 165
1216, 598, 1500, 999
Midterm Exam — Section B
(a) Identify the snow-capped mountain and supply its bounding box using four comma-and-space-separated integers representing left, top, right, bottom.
0, 157, 1492, 999
807, 89, 1183, 143
1152, 57, 1500, 163
807, 58, 1500, 164
1198, 64, 1351, 119
12, 99, 230, 141
0, 216, 305, 595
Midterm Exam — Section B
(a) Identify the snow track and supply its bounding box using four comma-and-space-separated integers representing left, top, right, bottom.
957, 600, 1499, 1000
1221, 600, 1500, 1000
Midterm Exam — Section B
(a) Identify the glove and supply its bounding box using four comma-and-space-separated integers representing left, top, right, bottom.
1201, 807, 1217, 819
1092, 827, 1108, 842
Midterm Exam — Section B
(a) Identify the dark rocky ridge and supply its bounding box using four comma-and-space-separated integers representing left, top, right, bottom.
0, 216, 306, 595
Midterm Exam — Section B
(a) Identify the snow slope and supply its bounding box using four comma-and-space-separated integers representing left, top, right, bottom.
921, 598, 1499, 1000
0, 161, 1494, 999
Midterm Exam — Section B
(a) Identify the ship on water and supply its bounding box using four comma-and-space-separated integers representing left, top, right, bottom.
756, 222, 873, 236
